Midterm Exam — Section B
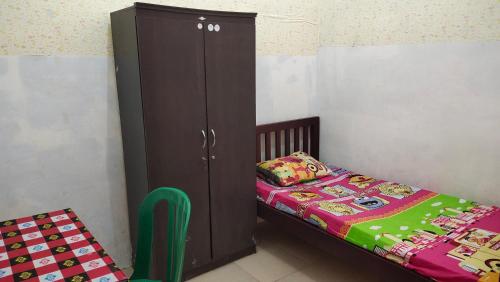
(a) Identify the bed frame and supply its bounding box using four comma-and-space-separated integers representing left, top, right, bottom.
256, 116, 432, 282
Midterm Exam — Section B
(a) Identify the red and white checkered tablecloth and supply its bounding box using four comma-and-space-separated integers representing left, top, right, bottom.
0, 208, 128, 282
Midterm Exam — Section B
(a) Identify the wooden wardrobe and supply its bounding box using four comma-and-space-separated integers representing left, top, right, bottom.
110, 3, 256, 280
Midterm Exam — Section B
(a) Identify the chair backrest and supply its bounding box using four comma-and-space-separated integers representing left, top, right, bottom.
130, 187, 191, 282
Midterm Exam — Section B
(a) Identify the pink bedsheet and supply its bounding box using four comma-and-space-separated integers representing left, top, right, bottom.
256, 166, 500, 282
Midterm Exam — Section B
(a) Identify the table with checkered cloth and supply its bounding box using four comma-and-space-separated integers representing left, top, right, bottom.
0, 208, 128, 282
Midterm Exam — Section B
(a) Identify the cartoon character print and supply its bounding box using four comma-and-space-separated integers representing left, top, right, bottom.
485, 259, 500, 273
456, 228, 497, 249
302, 178, 324, 186
292, 151, 331, 177
258, 152, 332, 186
447, 229, 500, 276
381, 234, 415, 263
372, 231, 440, 264
297, 201, 317, 218
306, 214, 328, 230
275, 201, 297, 215
377, 182, 420, 199
431, 215, 466, 232
353, 196, 388, 210
429, 206, 493, 234
468, 205, 495, 216
449, 244, 478, 260
347, 174, 376, 189
406, 229, 439, 248
330, 166, 350, 177
290, 163, 313, 181
320, 185, 355, 198
265, 159, 304, 185
318, 201, 361, 216
289, 192, 322, 202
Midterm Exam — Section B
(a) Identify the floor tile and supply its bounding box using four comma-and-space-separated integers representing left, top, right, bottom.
234, 245, 308, 282
174, 221, 376, 282
254, 220, 329, 263
277, 258, 374, 282
187, 263, 258, 282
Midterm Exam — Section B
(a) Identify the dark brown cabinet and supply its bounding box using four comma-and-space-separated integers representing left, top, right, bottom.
110, 3, 256, 280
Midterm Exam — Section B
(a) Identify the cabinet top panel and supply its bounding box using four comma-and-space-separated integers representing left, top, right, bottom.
129, 2, 257, 18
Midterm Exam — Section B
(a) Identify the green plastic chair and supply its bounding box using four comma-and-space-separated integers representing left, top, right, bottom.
130, 187, 191, 282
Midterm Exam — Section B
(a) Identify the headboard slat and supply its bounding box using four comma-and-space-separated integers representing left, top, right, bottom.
294, 128, 300, 152
275, 130, 282, 157
256, 134, 262, 163
265, 132, 272, 160
256, 117, 320, 162
310, 121, 320, 158
303, 126, 309, 153
284, 129, 291, 156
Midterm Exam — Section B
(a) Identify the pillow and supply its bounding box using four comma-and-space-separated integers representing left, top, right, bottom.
257, 151, 332, 186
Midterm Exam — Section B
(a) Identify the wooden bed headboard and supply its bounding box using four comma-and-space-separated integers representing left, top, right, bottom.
256, 117, 319, 162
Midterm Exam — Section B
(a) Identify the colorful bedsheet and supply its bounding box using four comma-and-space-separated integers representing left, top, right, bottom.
256, 166, 500, 282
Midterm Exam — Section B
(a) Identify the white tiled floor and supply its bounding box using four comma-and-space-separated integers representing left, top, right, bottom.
186, 221, 374, 282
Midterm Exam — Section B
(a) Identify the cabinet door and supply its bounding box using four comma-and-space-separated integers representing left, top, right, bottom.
204, 19, 256, 259
136, 14, 212, 276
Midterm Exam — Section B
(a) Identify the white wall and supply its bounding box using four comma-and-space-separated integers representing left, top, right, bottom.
256, 56, 317, 124
0, 54, 316, 267
0, 56, 131, 266
315, 42, 500, 206
314, 0, 500, 206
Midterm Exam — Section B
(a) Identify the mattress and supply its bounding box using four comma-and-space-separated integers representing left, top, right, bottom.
256, 166, 500, 282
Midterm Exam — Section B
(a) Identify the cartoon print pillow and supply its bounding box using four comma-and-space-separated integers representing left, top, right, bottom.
256, 151, 332, 186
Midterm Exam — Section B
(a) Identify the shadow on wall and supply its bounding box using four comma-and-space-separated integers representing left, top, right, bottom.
106, 56, 133, 266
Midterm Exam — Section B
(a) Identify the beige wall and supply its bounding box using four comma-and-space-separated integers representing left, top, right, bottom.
2, 0, 498, 56
0, 0, 319, 56
319, 0, 500, 46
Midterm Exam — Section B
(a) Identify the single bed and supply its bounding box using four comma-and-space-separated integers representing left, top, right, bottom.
256, 116, 500, 282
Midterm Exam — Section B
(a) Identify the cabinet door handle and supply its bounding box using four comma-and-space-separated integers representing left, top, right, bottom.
210, 129, 216, 148
201, 130, 207, 149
